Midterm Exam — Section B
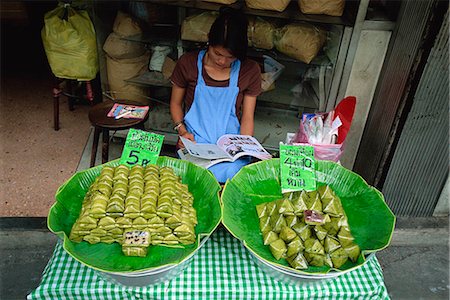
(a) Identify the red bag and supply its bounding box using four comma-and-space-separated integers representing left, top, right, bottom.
291, 96, 356, 162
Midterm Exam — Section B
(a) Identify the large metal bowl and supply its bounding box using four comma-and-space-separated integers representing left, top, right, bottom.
249, 250, 376, 285
221, 159, 395, 280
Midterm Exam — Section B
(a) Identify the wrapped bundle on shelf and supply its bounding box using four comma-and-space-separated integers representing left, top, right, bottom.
245, 0, 291, 12
104, 11, 145, 59
113, 11, 142, 38
103, 32, 146, 59
298, 0, 345, 17
274, 23, 327, 64
247, 16, 276, 50
181, 12, 218, 42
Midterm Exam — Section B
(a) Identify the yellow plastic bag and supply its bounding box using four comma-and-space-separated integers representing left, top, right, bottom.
41, 3, 98, 80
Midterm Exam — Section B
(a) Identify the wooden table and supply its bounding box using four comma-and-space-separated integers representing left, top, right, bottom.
88, 100, 149, 167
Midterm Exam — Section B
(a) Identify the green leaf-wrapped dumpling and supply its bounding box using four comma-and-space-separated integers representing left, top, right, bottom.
330, 247, 348, 268
83, 235, 101, 244
256, 203, 267, 219
291, 222, 312, 241
259, 216, 271, 235
277, 199, 294, 216
270, 214, 286, 234
337, 226, 354, 247
304, 252, 326, 267
285, 215, 298, 228
269, 239, 287, 260
286, 236, 304, 257
323, 216, 340, 236
314, 225, 328, 241
287, 252, 308, 269
291, 192, 308, 216
263, 231, 278, 245
279, 226, 297, 243
304, 238, 325, 255
324, 235, 341, 253
343, 243, 361, 262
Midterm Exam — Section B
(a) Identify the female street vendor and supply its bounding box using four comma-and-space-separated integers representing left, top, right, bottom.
170, 7, 262, 183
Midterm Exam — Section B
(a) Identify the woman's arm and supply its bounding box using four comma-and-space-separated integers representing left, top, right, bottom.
169, 83, 195, 147
240, 94, 257, 136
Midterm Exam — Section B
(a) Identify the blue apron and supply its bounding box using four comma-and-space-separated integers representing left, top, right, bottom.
184, 50, 250, 183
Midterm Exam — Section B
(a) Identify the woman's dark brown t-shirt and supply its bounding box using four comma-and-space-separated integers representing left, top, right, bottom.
170, 50, 262, 117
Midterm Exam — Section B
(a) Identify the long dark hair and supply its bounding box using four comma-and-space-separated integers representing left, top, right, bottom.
208, 7, 248, 61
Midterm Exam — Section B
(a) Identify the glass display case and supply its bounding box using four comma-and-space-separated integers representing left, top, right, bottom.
91, 0, 375, 151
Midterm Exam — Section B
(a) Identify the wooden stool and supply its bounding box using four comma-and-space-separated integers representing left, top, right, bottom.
53, 75, 102, 131
88, 100, 149, 167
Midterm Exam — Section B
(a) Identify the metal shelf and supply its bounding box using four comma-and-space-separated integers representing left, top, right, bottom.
125, 71, 172, 88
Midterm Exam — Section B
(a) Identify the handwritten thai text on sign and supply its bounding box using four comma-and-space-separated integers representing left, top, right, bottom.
280, 144, 316, 192
120, 129, 164, 167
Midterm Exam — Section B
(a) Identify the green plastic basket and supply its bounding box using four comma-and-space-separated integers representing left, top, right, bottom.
47, 157, 222, 273
221, 159, 395, 275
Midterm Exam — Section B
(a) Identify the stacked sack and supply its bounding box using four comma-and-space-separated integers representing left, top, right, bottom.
181, 10, 326, 64
103, 11, 150, 104
245, 0, 345, 16
69, 164, 197, 257
274, 23, 327, 64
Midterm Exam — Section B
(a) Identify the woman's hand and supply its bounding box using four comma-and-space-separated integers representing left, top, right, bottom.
177, 131, 195, 149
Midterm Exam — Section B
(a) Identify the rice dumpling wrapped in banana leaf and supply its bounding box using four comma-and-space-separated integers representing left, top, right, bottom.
256, 203, 267, 219
263, 231, 279, 245
286, 236, 304, 257
286, 252, 308, 269
344, 243, 361, 262
254, 185, 360, 270
279, 226, 297, 243
259, 216, 271, 235
269, 239, 287, 260
304, 238, 325, 255
69, 164, 198, 250
330, 247, 348, 268
324, 235, 341, 253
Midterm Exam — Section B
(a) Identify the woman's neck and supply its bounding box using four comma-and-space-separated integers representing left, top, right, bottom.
204, 52, 231, 81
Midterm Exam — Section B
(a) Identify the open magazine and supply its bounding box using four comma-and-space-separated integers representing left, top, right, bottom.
107, 103, 149, 120
177, 134, 272, 169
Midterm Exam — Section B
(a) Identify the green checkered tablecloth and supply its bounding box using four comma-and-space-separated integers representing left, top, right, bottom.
28, 228, 389, 300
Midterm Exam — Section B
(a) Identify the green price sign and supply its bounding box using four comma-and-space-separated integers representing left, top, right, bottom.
120, 129, 164, 167
280, 144, 316, 192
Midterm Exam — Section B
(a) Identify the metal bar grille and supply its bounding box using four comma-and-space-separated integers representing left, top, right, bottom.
382, 10, 449, 217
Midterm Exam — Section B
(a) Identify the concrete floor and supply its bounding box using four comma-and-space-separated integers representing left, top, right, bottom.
0, 73, 92, 217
